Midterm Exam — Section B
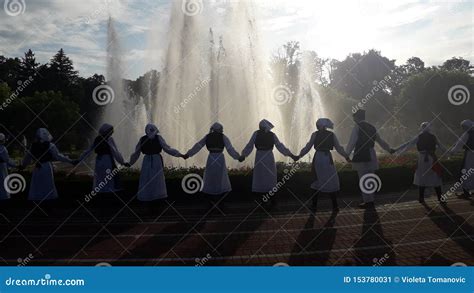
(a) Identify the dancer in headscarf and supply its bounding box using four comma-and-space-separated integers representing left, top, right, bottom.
298, 118, 350, 211
240, 119, 298, 195
449, 119, 474, 198
21, 128, 73, 201
346, 110, 394, 208
185, 122, 240, 195
394, 122, 446, 203
76, 124, 127, 194
129, 124, 185, 201
0, 133, 17, 200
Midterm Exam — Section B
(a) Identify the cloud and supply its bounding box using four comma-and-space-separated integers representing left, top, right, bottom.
0, 0, 472, 78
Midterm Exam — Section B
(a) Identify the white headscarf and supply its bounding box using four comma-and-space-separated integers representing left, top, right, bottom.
0, 133, 5, 144
36, 128, 52, 143
316, 118, 334, 129
420, 122, 431, 133
259, 119, 274, 132
460, 119, 473, 130
210, 122, 224, 133
145, 123, 159, 139
99, 123, 114, 137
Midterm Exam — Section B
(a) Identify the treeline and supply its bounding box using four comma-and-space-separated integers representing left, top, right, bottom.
271, 42, 473, 145
0, 46, 473, 153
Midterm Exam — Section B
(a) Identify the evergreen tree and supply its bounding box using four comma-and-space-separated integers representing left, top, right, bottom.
47, 48, 79, 92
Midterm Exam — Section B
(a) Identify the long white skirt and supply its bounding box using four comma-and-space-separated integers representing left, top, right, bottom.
252, 150, 277, 193
461, 151, 474, 190
28, 162, 58, 201
137, 154, 167, 201
351, 148, 379, 171
311, 152, 340, 193
202, 153, 231, 195
414, 152, 442, 187
94, 155, 121, 193
0, 163, 10, 200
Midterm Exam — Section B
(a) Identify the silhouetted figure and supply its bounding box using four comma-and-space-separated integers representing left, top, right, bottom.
449, 119, 474, 198
0, 133, 17, 200
240, 119, 297, 194
346, 110, 394, 208
129, 124, 185, 201
395, 122, 446, 203
21, 128, 73, 200
185, 122, 240, 195
298, 118, 350, 211
76, 123, 127, 194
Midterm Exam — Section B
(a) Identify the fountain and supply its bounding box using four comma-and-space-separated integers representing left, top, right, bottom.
99, 1, 324, 169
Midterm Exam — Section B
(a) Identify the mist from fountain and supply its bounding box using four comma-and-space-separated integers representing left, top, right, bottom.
101, 1, 324, 169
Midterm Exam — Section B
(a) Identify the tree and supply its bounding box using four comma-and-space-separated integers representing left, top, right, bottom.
405, 57, 425, 75
330, 49, 395, 99
0, 56, 20, 88
0, 91, 81, 149
17, 49, 40, 96
389, 57, 426, 97
440, 57, 473, 74
397, 69, 474, 142
45, 48, 79, 92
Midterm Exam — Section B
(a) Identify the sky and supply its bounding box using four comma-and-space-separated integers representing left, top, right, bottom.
0, 0, 472, 79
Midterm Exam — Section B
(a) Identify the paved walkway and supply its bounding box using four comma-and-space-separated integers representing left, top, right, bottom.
0, 188, 472, 266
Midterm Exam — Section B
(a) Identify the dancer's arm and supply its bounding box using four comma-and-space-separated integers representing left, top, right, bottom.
185, 136, 206, 157
223, 135, 240, 160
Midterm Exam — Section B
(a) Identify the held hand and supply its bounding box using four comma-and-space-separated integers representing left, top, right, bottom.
182, 154, 189, 160
238, 155, 245, 162
389, 148, 396, 155
345, 156, 351, 163
291, 154, 300, 161
123, 162, 131, 168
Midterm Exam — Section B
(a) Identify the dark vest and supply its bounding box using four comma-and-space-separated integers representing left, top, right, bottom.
417, 132, 437, 152
30, 142, 53, 163
255, 130, 274, 151
139, 136, 163, 155
464, 130, 474, 151
206, 132, 224, 152
313, 130, 334, 151
93, 136, 112, 155
353, 121, 376, 162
